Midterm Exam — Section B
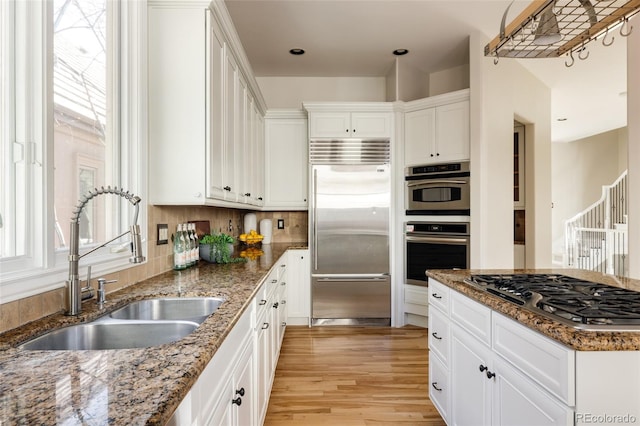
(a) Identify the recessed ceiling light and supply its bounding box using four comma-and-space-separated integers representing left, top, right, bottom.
393, 49, 409, 56
289, 48, 305, 55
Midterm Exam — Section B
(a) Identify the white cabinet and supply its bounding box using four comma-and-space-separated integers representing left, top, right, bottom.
286, 249, 310, 325
427, 279, 451, 420
169, 251, 292, 426
255, 256, 287, 424
148, 0, 265, 207
451, 323, 493, 425
205, 340, 255, 426
264, 112, 308, 210
304, 104, 393, 138
428, 277, 574, 425
404, 90, 469, 167
168, 296, 255, 426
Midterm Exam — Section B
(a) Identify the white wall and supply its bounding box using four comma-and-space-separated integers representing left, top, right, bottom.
255, 76, 386, 109
469, 32, 553, 269
551, 128, 628, 259
429, 63, 470, 97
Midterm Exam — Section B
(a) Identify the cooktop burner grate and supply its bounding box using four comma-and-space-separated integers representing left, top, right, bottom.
466, 274, 640, 328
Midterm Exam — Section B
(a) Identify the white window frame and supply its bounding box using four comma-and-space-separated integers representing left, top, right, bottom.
0, 0, 147, 304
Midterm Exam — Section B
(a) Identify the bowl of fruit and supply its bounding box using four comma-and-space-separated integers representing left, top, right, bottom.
239, 229, 264, 247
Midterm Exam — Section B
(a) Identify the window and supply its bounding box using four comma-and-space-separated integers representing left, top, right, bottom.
0, 0, 145, 302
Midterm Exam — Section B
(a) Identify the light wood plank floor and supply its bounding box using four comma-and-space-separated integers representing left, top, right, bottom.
264, 326, 447, 426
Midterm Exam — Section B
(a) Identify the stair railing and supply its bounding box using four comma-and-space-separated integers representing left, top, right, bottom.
564, 170, 628, 276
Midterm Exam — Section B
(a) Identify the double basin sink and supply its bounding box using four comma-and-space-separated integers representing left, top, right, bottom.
21, 297, 225, 351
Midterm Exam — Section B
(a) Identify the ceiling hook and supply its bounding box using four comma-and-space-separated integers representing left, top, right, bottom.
565, 50, 575, 67
620, 18, 633, 37
578, 42, 589, 60
602, 26, 614, 46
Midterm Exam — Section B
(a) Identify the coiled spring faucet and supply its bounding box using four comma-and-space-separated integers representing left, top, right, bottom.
66, 186, 145, 315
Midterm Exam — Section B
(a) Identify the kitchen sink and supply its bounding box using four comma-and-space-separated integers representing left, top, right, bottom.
21, 297, 225, 350
107, 297, 225, 324
21, 321, 199, 350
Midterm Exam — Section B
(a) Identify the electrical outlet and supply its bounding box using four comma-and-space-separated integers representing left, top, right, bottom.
157, 224, 168, 245
277, 219, 285, 229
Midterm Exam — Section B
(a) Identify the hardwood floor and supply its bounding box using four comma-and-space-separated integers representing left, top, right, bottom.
264, 326, 447, 426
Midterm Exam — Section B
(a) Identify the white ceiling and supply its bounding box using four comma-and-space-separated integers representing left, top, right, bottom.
225, 0, 628, 143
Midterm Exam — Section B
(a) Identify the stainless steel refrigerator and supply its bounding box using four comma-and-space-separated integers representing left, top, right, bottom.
309, 139, 391, 326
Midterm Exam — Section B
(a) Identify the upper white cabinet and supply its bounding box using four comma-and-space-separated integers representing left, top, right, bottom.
148, 0, 266, 207
404, 89, 469, 167
264, 111, 308, 210
305, 104, 394, 139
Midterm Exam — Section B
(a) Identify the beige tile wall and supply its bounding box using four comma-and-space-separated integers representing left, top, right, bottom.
0, 206, 308, 333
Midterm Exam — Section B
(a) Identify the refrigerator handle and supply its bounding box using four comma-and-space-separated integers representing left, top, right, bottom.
313, 168, 318, 271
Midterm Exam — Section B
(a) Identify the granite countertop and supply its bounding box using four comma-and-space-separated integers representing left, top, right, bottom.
0, 243, 303, 425
426, 268, 640, 351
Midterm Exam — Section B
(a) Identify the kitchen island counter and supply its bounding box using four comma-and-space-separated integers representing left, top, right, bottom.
0, 243, 304, 425
426, 268, 640, 351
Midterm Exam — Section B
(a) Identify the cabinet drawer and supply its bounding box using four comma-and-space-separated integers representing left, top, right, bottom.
428, 279, 450, 314
451, 290, 491, 346
492, 313, 575, 406
429, 349, 449, 422
428, 307, 450, 364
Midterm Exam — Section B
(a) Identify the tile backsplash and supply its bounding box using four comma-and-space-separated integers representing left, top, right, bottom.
0, 205, 308, 333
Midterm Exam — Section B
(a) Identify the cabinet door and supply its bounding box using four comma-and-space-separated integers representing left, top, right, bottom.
404, 108, 436, 167
450, 325, 492, 426
350, 112, 392, 138
253, 111, 265, 206
235, 73, 249, 203
308, 112, 351, 137
493, 357, 573, 426
255, 308, 271, 424
233, 341, 255, 426
434, 101, 470, 162
264, 118, 308, 209
207, 18, 227, 200
223, 49, 239, 201
148, 6, 207, 204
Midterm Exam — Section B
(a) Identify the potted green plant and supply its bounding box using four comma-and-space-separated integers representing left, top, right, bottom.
199, 233, 245, 264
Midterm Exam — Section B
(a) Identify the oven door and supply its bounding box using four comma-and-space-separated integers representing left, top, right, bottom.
406, 179, 470, 215
405, 234, 469, 286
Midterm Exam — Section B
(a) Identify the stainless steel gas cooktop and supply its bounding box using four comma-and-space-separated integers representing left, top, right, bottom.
465, 274, 640, 331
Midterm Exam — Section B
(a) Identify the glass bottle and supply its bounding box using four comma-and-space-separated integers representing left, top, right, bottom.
174, 223, 187, 270
191, 223, 200, 264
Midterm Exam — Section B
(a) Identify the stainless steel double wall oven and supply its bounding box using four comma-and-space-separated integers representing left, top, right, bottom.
404, 161, 470, 286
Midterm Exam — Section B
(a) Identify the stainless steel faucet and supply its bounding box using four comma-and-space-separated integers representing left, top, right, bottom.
66, 186, 145, 316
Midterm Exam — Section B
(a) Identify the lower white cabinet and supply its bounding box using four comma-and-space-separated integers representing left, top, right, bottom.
205, 340, 255, 426
167, 296, 254, 426
429, 278, 573, 426
429, 277, 640, 426
169, 252, 290, 426
286, 249, 310, 325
